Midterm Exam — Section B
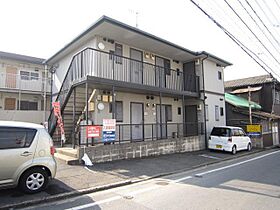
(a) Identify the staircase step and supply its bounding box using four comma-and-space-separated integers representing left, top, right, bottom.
56, 147, 78, 158
54, 152, 79, 165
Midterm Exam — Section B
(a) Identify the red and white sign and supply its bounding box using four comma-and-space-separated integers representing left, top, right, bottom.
86, 126, 101, 138
103, 119, 116, 131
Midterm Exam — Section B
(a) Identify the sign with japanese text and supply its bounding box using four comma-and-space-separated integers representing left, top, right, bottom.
246, 124, 261, 137
102, 119, 116, 143
86, 125, 101, 138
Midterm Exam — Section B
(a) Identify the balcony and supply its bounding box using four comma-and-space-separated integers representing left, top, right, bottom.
0, 72, 51, 93
63, 48, 199, 95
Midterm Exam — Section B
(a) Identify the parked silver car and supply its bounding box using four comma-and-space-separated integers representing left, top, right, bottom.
0, 121, 56, 193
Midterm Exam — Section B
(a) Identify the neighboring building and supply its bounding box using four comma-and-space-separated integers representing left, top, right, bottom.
0, 51, 51, 124
46, 16, 231, 162
225, 74, 280, 147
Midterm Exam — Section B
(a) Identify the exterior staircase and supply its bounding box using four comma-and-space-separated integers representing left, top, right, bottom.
54, 147, 79, 165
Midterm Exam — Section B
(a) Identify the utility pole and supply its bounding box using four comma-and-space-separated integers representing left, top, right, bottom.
248, 86, 252, 124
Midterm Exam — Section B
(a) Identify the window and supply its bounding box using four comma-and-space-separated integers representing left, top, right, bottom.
18, 101, 38, 110
220, 107, 224, 116
205, 105, 209, 121
20, 71, 30, 80
211, 127, 230, 137
109, 101, 123, 122
31, 72, 39, 80
164, 59, 171, 75
275, 91, 280, 104
166, 105, 172, 121
218, 71, 222, 80
115, 43, 123, 64
215, 105, 219, 121
0, 127, 37, 149
178, 107, 181, 115
4, 98, 16, 110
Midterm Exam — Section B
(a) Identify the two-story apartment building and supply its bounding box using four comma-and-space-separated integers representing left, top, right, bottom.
46, 16, 231, 162
0, 51, 51, 124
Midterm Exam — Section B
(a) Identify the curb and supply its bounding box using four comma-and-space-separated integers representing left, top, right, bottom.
1, 148, 275, 209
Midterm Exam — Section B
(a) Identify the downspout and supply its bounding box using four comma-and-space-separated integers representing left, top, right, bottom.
201, 55, 208, 148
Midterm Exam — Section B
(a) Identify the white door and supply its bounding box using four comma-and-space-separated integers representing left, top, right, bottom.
272, 122, 279, 145
131, 103, 144, 140
0, 127, 37, 185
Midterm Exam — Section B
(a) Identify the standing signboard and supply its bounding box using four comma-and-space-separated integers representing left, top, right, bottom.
86, 125, 101, 138
102, 119, 116, 143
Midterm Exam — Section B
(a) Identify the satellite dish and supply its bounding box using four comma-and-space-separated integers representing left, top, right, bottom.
98, 42, 105, 50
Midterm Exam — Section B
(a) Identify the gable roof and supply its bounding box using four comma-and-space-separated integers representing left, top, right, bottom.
0, 51, 45, 65
225, 74, 274, 89
45, 16, 231, 67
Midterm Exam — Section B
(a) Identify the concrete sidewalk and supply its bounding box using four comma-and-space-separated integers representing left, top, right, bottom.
0, 148, 268, 209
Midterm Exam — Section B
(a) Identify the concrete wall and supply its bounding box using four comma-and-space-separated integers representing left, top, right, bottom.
79, 135, 205, 163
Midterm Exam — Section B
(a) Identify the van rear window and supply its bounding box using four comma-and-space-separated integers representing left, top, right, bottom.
211, 127, 231, 137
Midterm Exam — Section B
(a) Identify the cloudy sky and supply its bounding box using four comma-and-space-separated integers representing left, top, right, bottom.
0, 0, 267, 80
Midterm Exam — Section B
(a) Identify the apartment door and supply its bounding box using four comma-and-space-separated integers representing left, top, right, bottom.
185, 105, 198, 136
156, 105, 167, 139
155, 57, 166, 88
5, 66, 17, 89
183, 62, 196, 92
130, 48, 143, 84
131, 102, 144, 141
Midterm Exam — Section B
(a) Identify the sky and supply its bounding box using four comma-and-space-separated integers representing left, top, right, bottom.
0, 0, 267, 81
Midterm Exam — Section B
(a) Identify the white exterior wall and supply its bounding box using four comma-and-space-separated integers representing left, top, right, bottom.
91, 91, 183, 125
203, 59, 226, 137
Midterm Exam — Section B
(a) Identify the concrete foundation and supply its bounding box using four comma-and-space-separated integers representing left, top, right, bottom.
78, 135, 205, 163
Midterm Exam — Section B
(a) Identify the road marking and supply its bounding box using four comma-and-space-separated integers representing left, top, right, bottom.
65, 195, 122, 210
199, 154, 221, 160
171, 176, 193, 183
195, 150, 280, 177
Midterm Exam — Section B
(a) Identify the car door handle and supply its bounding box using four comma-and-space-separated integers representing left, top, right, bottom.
21, 151, 33, 157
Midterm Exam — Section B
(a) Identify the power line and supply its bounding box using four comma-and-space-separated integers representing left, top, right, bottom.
223, 0, 280, 67
189, 0, 280, 79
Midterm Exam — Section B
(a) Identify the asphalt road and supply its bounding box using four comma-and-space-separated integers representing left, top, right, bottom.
21, 149, 280, 210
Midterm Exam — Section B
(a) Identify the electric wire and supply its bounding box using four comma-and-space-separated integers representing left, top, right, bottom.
189, 0, 280, 79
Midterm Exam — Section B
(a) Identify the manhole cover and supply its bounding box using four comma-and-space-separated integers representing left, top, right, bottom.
156, 181, 169, 186
123, 195, 134, 200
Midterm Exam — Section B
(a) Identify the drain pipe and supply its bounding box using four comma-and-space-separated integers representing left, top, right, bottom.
201, 55, 208, 149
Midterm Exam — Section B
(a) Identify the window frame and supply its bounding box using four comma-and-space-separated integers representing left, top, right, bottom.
109, 101, 123, 122
218, 71, 222, 80
0, 127, 37, 150
115, 43, 123, 64
215, 105, 219, 121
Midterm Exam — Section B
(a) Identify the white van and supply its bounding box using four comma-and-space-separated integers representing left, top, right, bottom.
208, 126, 252, 154
0, 121, 57, 193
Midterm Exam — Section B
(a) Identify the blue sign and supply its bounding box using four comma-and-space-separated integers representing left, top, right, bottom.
103, 131, 115, 143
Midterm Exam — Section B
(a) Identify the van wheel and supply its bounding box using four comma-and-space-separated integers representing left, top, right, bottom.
232, 145, 237, 155
247, 143, 252, 151
19, 168, 48, 194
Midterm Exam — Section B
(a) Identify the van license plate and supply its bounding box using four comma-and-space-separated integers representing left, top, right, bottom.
216, 145, 222, 149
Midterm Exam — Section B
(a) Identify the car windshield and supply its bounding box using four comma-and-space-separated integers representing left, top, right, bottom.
211, 127, 231, 137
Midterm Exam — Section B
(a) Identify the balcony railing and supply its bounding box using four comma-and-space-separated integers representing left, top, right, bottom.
48, 47, 200, 135
0, 72, 51, 93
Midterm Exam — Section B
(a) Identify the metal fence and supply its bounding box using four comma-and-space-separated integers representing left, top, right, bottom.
76, 122, 204, 146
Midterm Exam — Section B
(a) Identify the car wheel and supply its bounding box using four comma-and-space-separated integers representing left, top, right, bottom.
232, 145, 237, 155
247, 143, 252, 151
19, 167, 48, 194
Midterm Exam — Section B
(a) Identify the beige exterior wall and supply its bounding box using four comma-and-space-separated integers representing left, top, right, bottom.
90, 91, 183, 125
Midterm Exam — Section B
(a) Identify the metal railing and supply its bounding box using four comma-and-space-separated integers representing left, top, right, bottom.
48, 47, 200, 135
0, 72, 51, 92
77, 122, 204, 146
